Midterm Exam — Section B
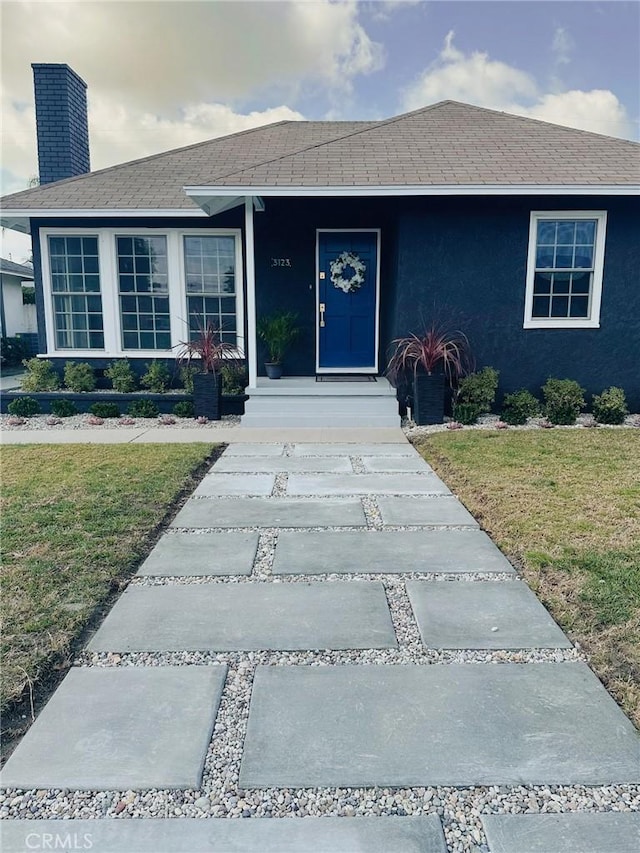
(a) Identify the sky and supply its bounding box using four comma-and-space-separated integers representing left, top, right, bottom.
1, 0, 639, 261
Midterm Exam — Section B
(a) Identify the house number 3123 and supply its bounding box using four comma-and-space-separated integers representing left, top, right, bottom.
271, 258, 292, 267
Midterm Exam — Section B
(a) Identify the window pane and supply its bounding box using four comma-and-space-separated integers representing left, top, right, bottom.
117, 233, 171, 349
556, 222, 576, 245
184, 235, 237, 346
554, 246, 574, 269
48, 235, 103, 349
532, 218, 597, 323
532, 296, 550, 317
575, 221, 596, 244
536, 221, 556, 245
573, 246, 594, 268
551, 296, 569, 317
533, 273, 552, 295
49, 237, 65, 255
569, 296, 589, 318
571, 272, 591, 294
552, 273, 571, 295
536, 248, 554, 268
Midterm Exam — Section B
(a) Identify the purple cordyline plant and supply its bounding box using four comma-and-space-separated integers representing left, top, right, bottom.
177, 320, 235, 377
386, 324, 472, 384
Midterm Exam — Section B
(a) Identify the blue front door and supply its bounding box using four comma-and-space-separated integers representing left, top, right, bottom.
317, 231, 378, 371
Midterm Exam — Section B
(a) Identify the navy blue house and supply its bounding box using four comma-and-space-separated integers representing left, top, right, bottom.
1, 64, 638, 423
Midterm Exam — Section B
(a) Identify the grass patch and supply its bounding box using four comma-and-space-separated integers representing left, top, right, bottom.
1, 443, 217, 716
414, 430, 640, 726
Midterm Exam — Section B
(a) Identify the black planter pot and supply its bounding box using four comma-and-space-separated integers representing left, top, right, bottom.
265, 362, 283, 380
193, 373, 222, 420
412, 373, 446, 425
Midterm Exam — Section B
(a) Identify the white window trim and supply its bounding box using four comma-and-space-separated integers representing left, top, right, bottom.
39, 227, 244, 358
523, 210, 607, 330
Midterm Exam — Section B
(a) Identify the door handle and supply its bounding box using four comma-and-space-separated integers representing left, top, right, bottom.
319, 303, 326, 327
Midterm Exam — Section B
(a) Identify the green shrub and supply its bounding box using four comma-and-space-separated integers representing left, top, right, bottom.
221, 362, 248, 395
180, 365, 195, 394
63, 361, 96, 392
128, 399, 159, 418
501, 389, 541, 425
453, 402, 482, 425
1, 336, 30, 367
50, 399, 78, 418
592, 387, 629, 425
90, 402, 121, 419
140, 360, 170, 393
542, 378, 586, 425
456, 367, 499, 413
105, 359, 138, 393
8, 396, 41, 417
173, 400, 195, 418
21, 358, 59, 391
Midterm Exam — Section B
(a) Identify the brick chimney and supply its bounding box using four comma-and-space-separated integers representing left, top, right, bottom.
32, 63, 90, 184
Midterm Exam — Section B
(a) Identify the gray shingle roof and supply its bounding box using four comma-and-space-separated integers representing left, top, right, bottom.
1, 101, 638, 213
0, 258, 34, 278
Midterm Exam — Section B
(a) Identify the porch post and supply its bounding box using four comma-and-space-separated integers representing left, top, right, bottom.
244, 196, 258, 388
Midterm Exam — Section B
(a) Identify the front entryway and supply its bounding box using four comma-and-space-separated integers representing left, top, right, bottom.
317, 230, 379, 372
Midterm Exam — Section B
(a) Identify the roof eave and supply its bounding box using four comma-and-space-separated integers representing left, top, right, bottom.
185, 183, 640, 197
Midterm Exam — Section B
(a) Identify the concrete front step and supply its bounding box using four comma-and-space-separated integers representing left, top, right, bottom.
2, 816, 447, 853
241, 379, 401, 427
241, 411, 401, 428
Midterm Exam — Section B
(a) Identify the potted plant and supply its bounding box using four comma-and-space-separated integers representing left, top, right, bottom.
176, 321, 236, 419
257, 311, 300, 379
386, 323, 471, 424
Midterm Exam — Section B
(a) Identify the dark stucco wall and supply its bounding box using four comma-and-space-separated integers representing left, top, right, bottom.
28, 195, 639, 409
391, 195, 640, 409
252, 195, 639, 408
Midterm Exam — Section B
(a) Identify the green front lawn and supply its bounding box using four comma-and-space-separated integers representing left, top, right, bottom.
415, 430, 640, 726
1, 444, 217, 715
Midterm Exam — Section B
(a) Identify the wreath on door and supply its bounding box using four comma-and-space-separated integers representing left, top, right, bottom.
329, 251, 366, 294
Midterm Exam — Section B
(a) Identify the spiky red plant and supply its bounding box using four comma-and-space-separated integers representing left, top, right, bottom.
177, 321, 236, 377
386, 324, 471, 382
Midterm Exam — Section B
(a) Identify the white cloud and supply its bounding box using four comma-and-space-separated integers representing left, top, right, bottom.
404, 30, 537, 111
0, 0, 383, 188
403, 31, 635, 140
517, 89, 632, 138
551, 26, 573, 67
1, 1, 383, 112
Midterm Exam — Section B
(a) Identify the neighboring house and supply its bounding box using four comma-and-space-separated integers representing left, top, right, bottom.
1, 63, 638, 422
0, 258, 38, 353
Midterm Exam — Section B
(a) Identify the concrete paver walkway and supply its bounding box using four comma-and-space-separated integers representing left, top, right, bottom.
2, 437, 639, 853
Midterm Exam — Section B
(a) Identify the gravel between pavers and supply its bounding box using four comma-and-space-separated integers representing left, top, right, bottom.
3, 436, 637, 853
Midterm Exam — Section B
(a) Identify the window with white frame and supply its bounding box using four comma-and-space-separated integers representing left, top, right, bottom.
42, 228, 243, 354
48, 235, 104, 349
524, 212, 607, 329
116, 235, 171, 350
184, 235, 237, 344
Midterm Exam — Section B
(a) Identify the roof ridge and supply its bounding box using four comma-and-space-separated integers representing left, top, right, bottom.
424, 99, 640, 147
199, 118, 385, 183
